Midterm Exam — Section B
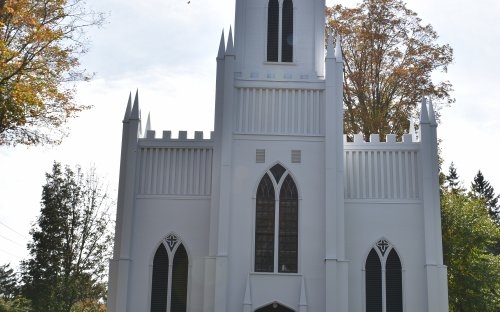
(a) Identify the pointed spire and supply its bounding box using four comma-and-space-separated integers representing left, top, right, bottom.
428, 97, 437, 126
131, 89, 140, 120
225, 25, 235, 56
335, 33, 343, 62
123, 92, 132, 121
217, 29, 225, 59
326, 31, 335, 59
420, 97, 429, 124
138, 109, 143, 137
145, 112, 152, 132
409, 117, 416, 135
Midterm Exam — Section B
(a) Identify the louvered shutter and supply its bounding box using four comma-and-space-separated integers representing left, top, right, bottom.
386, 249, 403, 312
171, 244, 188, 312
150, 244, 169, 312
365, 248, 382, 312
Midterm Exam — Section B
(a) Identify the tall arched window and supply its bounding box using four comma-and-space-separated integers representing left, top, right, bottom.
255, 164, 298, 273
150, 234, 189, 312
267, 0, 293, 63
365, 240, 403, 312
267, 0, 279, 62
281, 0, 293, 62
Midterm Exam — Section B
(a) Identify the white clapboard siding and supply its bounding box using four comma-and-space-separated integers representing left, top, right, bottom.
138, 147, 213, 196
234, 88, 324, 136
344, 148, 419, 200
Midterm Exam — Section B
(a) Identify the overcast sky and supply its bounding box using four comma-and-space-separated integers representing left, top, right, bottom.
0, 0, 499, 268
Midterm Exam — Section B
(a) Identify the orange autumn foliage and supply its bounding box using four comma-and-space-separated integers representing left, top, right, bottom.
0, 0, 104, 145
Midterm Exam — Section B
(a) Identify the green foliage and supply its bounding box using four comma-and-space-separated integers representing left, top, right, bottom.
0, 264, 18, 299
0, 296, 32, 312
21, 162, 113, 312
441, 189, 500, 311
0, 0, 104, 145
326, 0, 454, 139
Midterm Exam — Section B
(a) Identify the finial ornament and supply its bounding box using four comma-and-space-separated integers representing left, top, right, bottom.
131, 89, 140, 120
327, 30, 335, 58
145, 112, 152, 132
123, 92, 132, 121
335, 33, 343, 62
226, 26, 234, 55
420, 97, 429, 124
428, 97, 437, 126
217, 29, 225, 59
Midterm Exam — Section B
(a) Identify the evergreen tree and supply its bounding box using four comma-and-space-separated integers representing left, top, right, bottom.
445, 162, 462, 194
471, 170, 499, 222
21, 163, 113, 312
0, 264, 18, 299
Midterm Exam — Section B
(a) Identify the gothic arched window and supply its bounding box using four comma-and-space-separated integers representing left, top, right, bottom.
255, 164, 298, 273
267, 0, 293, 63
281, 0, 293, 62
150, 234, 189, 312
365, 240, 403, 312
267, 0, 279, 62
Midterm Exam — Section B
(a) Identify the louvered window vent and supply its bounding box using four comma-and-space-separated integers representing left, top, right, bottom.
291, 150, 301, 163
256, 149, 265, 163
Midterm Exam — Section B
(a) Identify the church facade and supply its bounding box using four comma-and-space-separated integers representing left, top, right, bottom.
107, 0, 449, 311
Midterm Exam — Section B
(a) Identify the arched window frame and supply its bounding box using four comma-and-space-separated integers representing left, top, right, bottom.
148, 233, 190, 312
363, 239, 405, 312
254, 164, 299, 274
266, 0, 294, 63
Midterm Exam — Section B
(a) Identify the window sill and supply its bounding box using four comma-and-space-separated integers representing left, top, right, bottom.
264, 61, 296, 66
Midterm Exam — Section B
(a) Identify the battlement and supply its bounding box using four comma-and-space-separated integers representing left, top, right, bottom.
345, 133, 417, 145
142, 130, 214, 141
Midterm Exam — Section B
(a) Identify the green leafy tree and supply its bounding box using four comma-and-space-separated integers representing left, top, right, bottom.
0, 264, 18, 299
441, 190, 500, 311
21, 163, 113, 312
327, 0, 454, 139
0, 296, 32, 312
471, 170, 499, 222
0, 0, 104, 145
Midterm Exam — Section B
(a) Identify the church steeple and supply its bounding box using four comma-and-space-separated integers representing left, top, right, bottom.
233, 0, 326, 80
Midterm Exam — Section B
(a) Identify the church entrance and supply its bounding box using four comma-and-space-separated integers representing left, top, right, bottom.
255, 302, 295, 312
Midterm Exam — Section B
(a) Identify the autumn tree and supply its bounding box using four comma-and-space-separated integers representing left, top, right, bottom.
0, 0, 104, 145
21, 162, 113, 312
327, 0, 454, 139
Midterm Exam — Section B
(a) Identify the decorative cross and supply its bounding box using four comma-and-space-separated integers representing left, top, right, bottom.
376, 239, 390, 256
165, 234, 178, 251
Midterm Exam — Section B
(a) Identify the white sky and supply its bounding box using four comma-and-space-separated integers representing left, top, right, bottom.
0, 0, 499, 268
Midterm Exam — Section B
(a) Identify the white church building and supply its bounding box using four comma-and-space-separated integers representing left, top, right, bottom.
107, 0, 449, 311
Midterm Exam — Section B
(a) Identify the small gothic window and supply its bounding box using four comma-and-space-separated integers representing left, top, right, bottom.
150, 235, 189, 312
365, 241, 403, 312
267, 0, 279, 62
281, 0, 293, 62
255, 166, 298, 273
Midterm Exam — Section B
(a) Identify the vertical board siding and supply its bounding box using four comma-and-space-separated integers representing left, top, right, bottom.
235, 88, 324, 136
345, 149, 419, 200
138, 147, 213, 196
